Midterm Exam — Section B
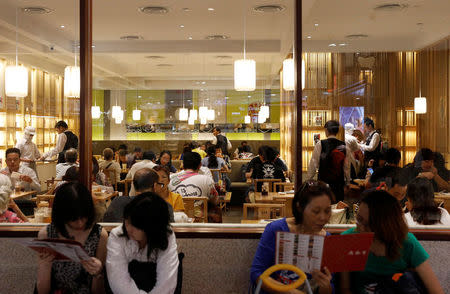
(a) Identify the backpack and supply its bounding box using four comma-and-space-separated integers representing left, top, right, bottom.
319, 139, 346, 183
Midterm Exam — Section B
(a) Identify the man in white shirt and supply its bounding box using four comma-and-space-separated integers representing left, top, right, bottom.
1, 148, 41, 193
15, 126, 41, 174
55, 148, 79, 179
359, 117, 381, 168
211, 127, 232, 156
126, 151, 157, 196
168, 151, 218, 207
39, 120, 78, 163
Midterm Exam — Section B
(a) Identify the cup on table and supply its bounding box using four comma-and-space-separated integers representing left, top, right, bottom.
34, 208, 45, 223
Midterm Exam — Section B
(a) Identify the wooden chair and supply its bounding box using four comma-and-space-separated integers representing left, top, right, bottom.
253, 178, 282, 192
274, 182, 295, 192
243, 203, 286, 220
182, 197, 208, 223
121, 179, 133, 196
219, 192, 232, 211
103, 169, 118, 191
35, 194, 55, 207
45, 177, 62, 194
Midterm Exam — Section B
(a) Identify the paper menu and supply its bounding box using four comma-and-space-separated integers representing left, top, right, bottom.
24, 238, 91, 262
275, 232, 374, 273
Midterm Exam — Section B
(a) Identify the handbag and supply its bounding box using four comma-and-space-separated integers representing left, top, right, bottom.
128, 259, 157, 292
374, 271, 428, 294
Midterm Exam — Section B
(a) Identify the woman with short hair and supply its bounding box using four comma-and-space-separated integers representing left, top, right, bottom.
106, 192, 179, 293
340, 190, 444, 294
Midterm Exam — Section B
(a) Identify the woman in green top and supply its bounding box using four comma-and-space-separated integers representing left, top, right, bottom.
340, 190, 443, 294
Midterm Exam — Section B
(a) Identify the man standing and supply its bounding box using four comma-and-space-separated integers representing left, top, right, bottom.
126, 151, 157, 196
307, 120, 350, 202
39, 121, 78, 163
359, 117, 381, 168
15, 126, 41, 174
212, 127, 232, 156
1, 148, 41, 193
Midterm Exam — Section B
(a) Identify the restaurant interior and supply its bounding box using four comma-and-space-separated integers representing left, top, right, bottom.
0, 0, 449, 292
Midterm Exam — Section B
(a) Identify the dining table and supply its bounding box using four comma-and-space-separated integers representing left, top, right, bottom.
10, 190, 38, 200
253, 192, 294, 203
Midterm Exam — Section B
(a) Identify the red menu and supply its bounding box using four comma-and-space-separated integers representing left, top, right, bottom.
276, 232, 374, 273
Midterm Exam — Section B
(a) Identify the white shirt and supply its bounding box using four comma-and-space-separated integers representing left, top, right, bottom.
198, 166, 213, 181
1, 165, 41, 192
99, 160, 121, 183
126, 160, 157, 196
42, 132, 67, 159
106, 225, 179, 294
359, 131, 381, 152
55, 162, 79, 180
211, 135, 232, 150
404, 208, 450, 226
306, 136, 351, 184
15, 138, 41, 163
168, 170, 216, 201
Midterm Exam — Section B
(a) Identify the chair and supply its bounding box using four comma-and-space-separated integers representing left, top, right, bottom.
35, 194, 55, 207
121, 179, 133, 196
243, 203, 286, 220
219, 192, 232, 211
45, 177, 62, 194
274, 182, 295, 192
253, 178, 282, 192
103, 168, 118, 191
182, 197, 208, 223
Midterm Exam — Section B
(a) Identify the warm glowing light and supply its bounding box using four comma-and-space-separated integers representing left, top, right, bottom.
111, 105, 122, 119
200, 117, 207, 125
64, 66, 80, 97
199, 106, 209, 119
92, 106, 101, 119
207, 109, 215, 121
244, 115, 251, 124
132, 109, 141, 121
5, 65, 28, 97
282, 58, 294, 91
189, 109, 198, 120
234, 59, 256, 91
414, 97, 427, 114
179, 108, 189, 121
260, 105, 270, 118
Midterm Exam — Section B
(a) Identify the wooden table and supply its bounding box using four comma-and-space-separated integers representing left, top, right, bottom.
92, 191, 119, 204
11, 190, 37, 200
253, 192, 294, 203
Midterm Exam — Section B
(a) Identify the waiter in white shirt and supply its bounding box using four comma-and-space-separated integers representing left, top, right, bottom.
1, 148, 41, 193
359, 117, 381, 168
211, 127, 232, 156
15, 126, 41, 174
39, 121, 78, 163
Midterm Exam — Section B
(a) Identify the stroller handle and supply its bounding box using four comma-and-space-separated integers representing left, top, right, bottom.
255, 264, 310, 293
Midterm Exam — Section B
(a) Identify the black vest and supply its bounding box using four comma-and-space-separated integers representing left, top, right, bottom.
216, 134, 228, 155
318, 138, 346, 182
58, 131, 79, 163
364, 131, 381, 164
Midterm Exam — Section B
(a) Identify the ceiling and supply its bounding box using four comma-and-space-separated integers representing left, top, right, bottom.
0, 0, 448, 90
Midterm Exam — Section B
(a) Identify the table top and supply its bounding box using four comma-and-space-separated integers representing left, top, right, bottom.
92, 191, 119, 203
253, 192, 294, 203
11, 190, 37, 200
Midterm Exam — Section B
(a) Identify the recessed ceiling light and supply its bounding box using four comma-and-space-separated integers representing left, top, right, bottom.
306, 35, 312, 39
60, 25, 65, 29
182, 8, 191, 12
247, 95, 251, 98
187, 99, 192, 102
356, 97, 361, 100
139, 6, 169, 15
145, 55, 165, 59
138, 96, 142, 98
22, 7, 53, 14
179, 25, 185, 28
208, 8, 215, 11
156, 64, 173, 67
339, 43, 347, 46
271, 94, 276, 96
170, 100, 174, 103
92, 45, 96, 48
253, 5, 285, 13
201, 81, 206, 84
314, 23, 319, 27
346, 34, 369, 39
329, 43, 336, 47
205, 35, 229, 40
188, 36, 193, 40
120, 35, 143, 40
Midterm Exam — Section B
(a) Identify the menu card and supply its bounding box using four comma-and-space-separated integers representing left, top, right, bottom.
275, 231, 374, 273
25, 238, 90, 262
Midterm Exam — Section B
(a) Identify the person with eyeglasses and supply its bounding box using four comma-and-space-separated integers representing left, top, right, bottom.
340, 190, 443, 294
251, 181, 335, 294
103, 168, 174, 222
153, 165, 185, 213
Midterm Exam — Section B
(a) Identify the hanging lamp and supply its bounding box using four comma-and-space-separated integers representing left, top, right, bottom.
132, 90, 141, 121
414, 72, 426, 114
91, 90, 101, 119
199, 106, 209, 120
207, 109, 215, 121
5, 8, 28, 98
178, 90, 189, 121
282, 58, 294, 91
244, 115, 251, 124
234, 6, 255, 91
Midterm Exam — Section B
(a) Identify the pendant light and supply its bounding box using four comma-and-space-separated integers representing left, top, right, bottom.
91, 90, 101, 119
178, 89, 188, 121
5, 8, 28, 98
189, 108, 198, 121
199, 106, 209, 120
282, 58, 294, 91
414, 71, 426, 114
132, 90, 141, 121
207, 109, 215, 121
234, 6, 255, 91
200, 116, 207, 125
115, 109, 124, 124
111, 92, 122, 119
64, 4, 80, 98
258, 113, 266, 124
188, 115, 195, 125
244, 115, 251, 124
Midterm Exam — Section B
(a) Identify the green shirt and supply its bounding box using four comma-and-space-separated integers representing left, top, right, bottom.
341, 228, 429, 293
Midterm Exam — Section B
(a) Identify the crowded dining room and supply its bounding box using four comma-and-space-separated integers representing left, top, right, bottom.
0, 0, 449, 293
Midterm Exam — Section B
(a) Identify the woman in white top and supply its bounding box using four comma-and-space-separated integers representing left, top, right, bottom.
106, 192, 179, 294
405, 177, 450, 226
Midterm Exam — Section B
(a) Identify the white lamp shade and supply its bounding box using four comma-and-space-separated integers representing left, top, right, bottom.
234, 59, 256, 91
132, 109, 141, 121
414, 97, 427, 114
200, 117, 207, 125
188, 116, 195, 125
91, 106, 101, 119
64, 66, 80, 97
115, 117, 122, 124
117, 109, 124, 121
5, 65, 28, 97
282, 58, 295, 91
207, 109, 215, 120
111, 105, 122, 119
179, 108, 189, 121
244, 115, 251, 124
260, 105, 270, 118
302, 59, 305, 90
189, 109, 198, 120
258, 113, 266, 124
199, 106, 209, 119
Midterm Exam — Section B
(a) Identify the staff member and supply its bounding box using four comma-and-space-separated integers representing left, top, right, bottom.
39, 121, 78, 163
359, 117, 381, 168
212, 127, 232, 156
15, 126, 41, 174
